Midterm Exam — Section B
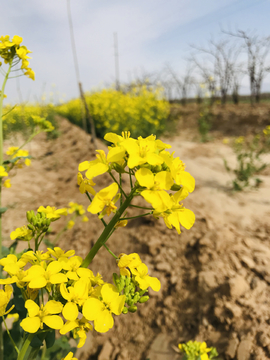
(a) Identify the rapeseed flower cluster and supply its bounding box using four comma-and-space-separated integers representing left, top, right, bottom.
6, 146, 31, 167
65, 202, 89, 228
0, 146, 32, 190
78, 131, 195, 234
0, 35, 34, 80
0, 125, 194, 357
0, 114, 54, 191
224, 126, 270, 191
2, 105, 55, 139
178, 340, 219, 360
57, 86, 170, 139
0, 247, 159, 348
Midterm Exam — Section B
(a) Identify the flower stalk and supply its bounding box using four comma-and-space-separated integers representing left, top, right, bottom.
0, 61, 12, 260
81, 188, 136, 267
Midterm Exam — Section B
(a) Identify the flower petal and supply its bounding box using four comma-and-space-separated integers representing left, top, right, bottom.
60, 320, 78, 335
50, 273, 68, 284
176, 171, 195, 193
135, 168, 154, 188
20, 316, 40, 333
94, 309, 114, 333
25, 300, 39, 317
146, 275, 161, 292
45, 300, 63, 314
83, 298, 103, 321
62, 302, 78, 321
43, 315, 63, 330
110, 295, 126, 315
178, 209, 195, 229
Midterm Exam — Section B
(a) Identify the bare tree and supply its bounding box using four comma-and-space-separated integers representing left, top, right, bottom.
165, 63, 195, 105
223, 29, 270, 104
191, 38, 241, 105
156, 68, 175, 101
121, 68, 159, 94
231, 66, 245, 105
190, 55, 217, 105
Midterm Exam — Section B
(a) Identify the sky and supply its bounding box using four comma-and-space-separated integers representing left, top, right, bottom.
1, 0, 270, 104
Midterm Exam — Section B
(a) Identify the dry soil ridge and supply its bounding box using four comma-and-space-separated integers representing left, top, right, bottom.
2, 117, 270, 360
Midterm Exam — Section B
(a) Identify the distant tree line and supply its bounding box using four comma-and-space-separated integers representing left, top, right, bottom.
122, 29, 270, 106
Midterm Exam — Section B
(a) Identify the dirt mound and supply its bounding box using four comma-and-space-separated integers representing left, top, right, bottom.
171, 103, 270, 141
3, 117, 270, 360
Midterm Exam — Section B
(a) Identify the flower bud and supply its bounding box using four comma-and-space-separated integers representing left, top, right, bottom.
127, 298, 134, 306
112, 163, 126, 174
133, 292, 140, 303
113, 274, 123, 293
113, 273, 120, 286
128, 305, 137, 313
124, 286, 130, 296
139, 289, 147, 296
119, 276, 125, 292
171, 184, 181, 191
122, 306, 128, 314
26, 210, 34, 223
125, 276, 131, 286
139, 296, 149, 303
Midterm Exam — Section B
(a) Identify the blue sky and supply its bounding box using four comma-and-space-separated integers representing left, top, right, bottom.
1, 0, 270, 104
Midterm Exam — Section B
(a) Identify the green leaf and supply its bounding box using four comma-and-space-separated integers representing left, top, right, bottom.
1, 246, 10, 257
45, 330, 55, 349
30, 334, 43, 348
3, 155, 32, 165
0, 207, 8, 214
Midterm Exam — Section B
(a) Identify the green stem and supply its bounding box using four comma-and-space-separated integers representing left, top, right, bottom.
0, 64, 12, 360
0, 61, 12, 262
52, 223, 69, 245
130, 204, 153, 210
81, 188, 136, 268
1, 104, 17, 118
51, 212, 80, 246
37, 233, 46, 248
34, 231, 41, 252
109, 172, 127, 198
102, 243, 118, 259
17, 333, 35, 360
0, 326, 3, 360
2, 316, 19, 354
119, 173, 123, 205
129, 169, 133, 189
119, 212, 151, 220
27, 346, 40, 360
85, 191, 107, 227
9, 130, 41, 159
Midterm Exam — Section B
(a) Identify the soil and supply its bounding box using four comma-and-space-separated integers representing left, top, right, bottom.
2, 105, 270, 360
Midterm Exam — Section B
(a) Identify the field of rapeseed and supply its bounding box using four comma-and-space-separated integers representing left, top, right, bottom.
57, 86, 170, 139
2, 104, 56, 139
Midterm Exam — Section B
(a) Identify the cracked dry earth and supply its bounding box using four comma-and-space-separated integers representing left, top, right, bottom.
2, 117, 270, 360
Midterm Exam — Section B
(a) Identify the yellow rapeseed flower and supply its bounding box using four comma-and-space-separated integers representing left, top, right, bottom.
3, 179, 11, 188
0, 285, 14, 316
20, 299, 63, 333
37, 206, 67, 220
117, 253, 142, 277
77, 172, 96, 195
82, 284, 125, 333
0, 166, 8, 177
87, 183, 120, 218
131, 263, 161, 292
